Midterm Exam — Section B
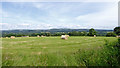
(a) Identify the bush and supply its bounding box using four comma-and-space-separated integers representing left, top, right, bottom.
74, 40, 120, 66
106, 32, 116, 37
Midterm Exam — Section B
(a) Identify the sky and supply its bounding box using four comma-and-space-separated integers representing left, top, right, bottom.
1, 1, 118, 30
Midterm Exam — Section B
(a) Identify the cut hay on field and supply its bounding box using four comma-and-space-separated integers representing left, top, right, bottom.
41, 35, 46, 37
116, 36, 118, 38
116, 35, 120, 38
21, 41, 27, 43
38, 52, 42, 55
66, 35, 69, 37
32, 52, 42, 55
37, 35, 40, 37
6, 37, 8, 38
94, 35, 96, 37
61, 35, 69, 40
22, 36, 29, 37
26, 36, 29, 37
10, 36, 15, 39
0, 47, 3, 49
42, 47, 47, 49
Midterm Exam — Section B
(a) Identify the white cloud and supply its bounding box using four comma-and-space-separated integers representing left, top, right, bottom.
1, 22, 88, 30
19, 23, 30, 26
75, 3, 118, 29
32, 3, 44, 9
2, 11, 10, 18
1, 2, 119, 30
0, 23, 9, 25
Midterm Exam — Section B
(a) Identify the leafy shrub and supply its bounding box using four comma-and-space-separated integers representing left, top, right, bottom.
74, 39, 120, 66
106, 32, 116, 37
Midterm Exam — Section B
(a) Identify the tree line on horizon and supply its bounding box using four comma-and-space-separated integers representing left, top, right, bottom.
1, 27, 120, 37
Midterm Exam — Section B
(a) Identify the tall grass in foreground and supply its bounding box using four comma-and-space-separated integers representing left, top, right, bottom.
74, 38, 120, 66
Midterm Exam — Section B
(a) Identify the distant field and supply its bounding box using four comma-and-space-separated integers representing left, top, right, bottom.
2, 36, 118, 66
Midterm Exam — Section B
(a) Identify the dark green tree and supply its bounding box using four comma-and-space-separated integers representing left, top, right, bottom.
106, 32, 116, 37
87, 28, 97, 36
114, 27, 120, 35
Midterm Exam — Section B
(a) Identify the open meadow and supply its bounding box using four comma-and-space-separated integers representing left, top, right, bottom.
2, 36, 119, 66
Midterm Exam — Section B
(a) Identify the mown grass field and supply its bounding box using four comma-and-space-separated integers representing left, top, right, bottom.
2, 36, 119, 66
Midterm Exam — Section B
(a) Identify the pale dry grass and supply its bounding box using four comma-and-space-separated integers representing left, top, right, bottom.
0, 47, 3, 49
32, 52, 42, 55
42, 47, 47, 49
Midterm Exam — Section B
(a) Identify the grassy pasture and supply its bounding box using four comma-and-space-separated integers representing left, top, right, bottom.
2, 36, 118, 66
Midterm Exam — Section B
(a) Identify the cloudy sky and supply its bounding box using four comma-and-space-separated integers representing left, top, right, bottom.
1, 1, 118, 30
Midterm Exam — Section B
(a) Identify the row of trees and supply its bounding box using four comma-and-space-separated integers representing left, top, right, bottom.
2, 27, 120, 37
2, 28, 97, 37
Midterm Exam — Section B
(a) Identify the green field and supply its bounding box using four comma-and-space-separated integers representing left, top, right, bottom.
2, 36, 119, 66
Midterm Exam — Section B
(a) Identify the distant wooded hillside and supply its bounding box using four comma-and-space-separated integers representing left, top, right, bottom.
1, 29, 113, 37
